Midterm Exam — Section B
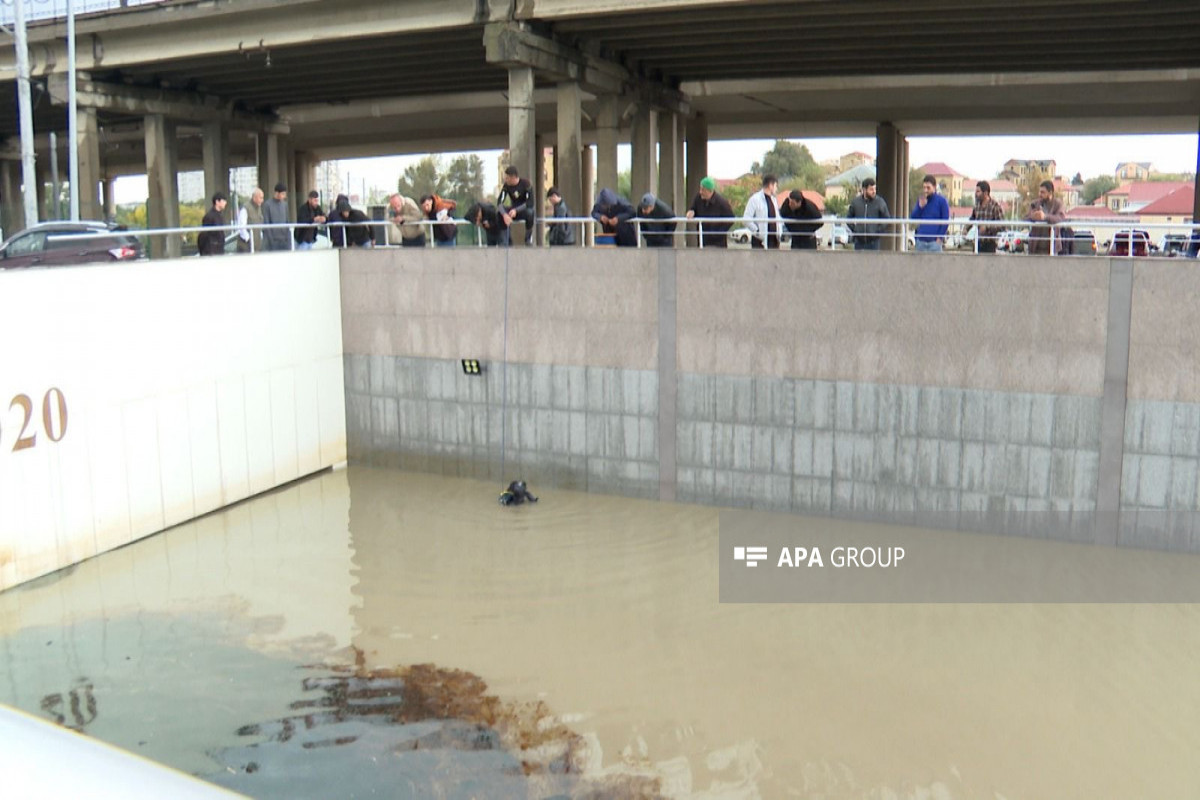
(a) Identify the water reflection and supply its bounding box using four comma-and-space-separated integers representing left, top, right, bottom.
0, 465, 1198, 798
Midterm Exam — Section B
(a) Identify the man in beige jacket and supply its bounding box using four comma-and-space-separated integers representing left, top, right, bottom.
388, 194, 425, 247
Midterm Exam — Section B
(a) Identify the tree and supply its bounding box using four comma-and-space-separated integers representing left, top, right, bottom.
1017, 166, 1051, 211
751, 140, 825, 190
617, 170, 632, 202
397, 155, 447, 199
445, 154, 487, 208
824, 191, 850, 218
722, 174, 764, 216
1080, 175, 1119, 205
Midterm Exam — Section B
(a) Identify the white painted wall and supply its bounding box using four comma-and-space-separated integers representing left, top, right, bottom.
0, 251, 346, 590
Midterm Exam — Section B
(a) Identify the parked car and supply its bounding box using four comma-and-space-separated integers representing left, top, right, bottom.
1159, 234, 1189, 257
729, 227, 752, 245
0, 221, 144, 269
1072, 229, 1097, 256
1108, 229, 1151, 257
828, 224, 850, 247
997, 228, 1028, 253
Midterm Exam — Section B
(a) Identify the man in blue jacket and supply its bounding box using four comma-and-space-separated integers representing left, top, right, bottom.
911, 175, 949, 252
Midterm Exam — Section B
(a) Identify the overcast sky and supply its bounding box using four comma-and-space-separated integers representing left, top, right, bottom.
113, 133, 1197, 205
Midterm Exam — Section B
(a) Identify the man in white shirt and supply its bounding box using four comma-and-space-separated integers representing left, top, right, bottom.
237, 187, 265, 253
743, 173, 781, 249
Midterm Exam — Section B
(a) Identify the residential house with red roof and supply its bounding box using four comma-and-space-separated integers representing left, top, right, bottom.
916, 162, 967, 205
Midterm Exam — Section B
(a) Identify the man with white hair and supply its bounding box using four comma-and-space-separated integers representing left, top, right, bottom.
237, 187, 265, 253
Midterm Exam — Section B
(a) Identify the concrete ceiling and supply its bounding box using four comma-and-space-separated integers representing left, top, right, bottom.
2, 0, 1199, 163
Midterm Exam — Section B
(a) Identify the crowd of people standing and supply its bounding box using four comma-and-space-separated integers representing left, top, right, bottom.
197, 164, 1083, 255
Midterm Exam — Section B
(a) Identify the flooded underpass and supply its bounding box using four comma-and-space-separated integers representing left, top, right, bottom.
2, 465, 1200, 798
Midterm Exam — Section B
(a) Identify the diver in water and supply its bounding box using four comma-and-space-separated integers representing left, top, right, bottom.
498, 480, 538, 506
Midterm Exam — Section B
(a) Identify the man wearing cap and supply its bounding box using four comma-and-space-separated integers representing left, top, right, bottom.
846, 178, 890, 251
686, 177, 734, 248
743, 173, 781, 249
262, 183, 291, 251
198, 192, 227, 256
295, 190, 327, 250
779, 189, 823, 250
637, 193, 677, 248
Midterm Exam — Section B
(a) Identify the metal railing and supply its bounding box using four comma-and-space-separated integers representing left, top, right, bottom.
19, 217, 1200, 260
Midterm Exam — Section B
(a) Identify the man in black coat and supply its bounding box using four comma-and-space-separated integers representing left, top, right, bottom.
637, 193, 677, 248
295, 190, 327, 249
198, 192, 227, 256
779, 189, 823, 250
329, 195, 373, 248
685, 176, 734, 248
467, 201, 504, 246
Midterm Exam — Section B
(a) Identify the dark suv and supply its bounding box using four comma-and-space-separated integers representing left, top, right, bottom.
0, 221, 144, 269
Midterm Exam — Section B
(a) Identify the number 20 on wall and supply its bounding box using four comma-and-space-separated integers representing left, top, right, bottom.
5, 389, 68, 452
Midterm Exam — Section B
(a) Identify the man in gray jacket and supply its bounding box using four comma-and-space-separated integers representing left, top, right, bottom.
845, 178, 890, 251
262, 183, 291, 251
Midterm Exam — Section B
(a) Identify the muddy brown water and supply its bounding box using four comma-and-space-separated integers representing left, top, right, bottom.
2, 465, 1199, 798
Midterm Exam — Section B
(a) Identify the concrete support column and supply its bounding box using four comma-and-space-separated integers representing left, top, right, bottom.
260, 133, 285, 196
507, 66, 536, 184
144, 113, 180, 258
556, 81, 583, 236
595, 94, 620, 194
201, 120, 229, 212
876, 122, 901, 251
35, 164, 49, 221
674, 116, 686, 216
285, 145, 297, 219
582, 144, 595, 244
630, 101, 657, 203
685, 114, 708, 202
77, 107, 103, 221
0, 159, 25, 235
534, 133, 547, 246
657, 111, 681, 215
293, 151, 317, 201
101, 176, 116, 221
1194, 113, 1200, 224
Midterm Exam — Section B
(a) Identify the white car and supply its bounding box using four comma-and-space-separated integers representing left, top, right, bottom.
729, 227, 752, 245
828, 224, 850, 247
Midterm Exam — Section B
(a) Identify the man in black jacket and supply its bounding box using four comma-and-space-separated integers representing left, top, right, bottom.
497, 166, 534, 245
467, 201, 504, 247
198, 192, 227, 256
685, 176, 734, 248
779, 189, 823, 250
637, 193, 677, 248
295, 190, 327, 250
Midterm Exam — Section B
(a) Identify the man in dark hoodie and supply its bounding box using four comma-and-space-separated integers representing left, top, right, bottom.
637, 193, 677, 248
329, 195, 373, 248
685, 176, 734, 248
466, 201, 503, 247
779, 189, 823, 250
590, 188, 637, 247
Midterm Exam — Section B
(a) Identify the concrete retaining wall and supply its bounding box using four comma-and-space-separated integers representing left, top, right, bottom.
340, 247, 1200, 551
